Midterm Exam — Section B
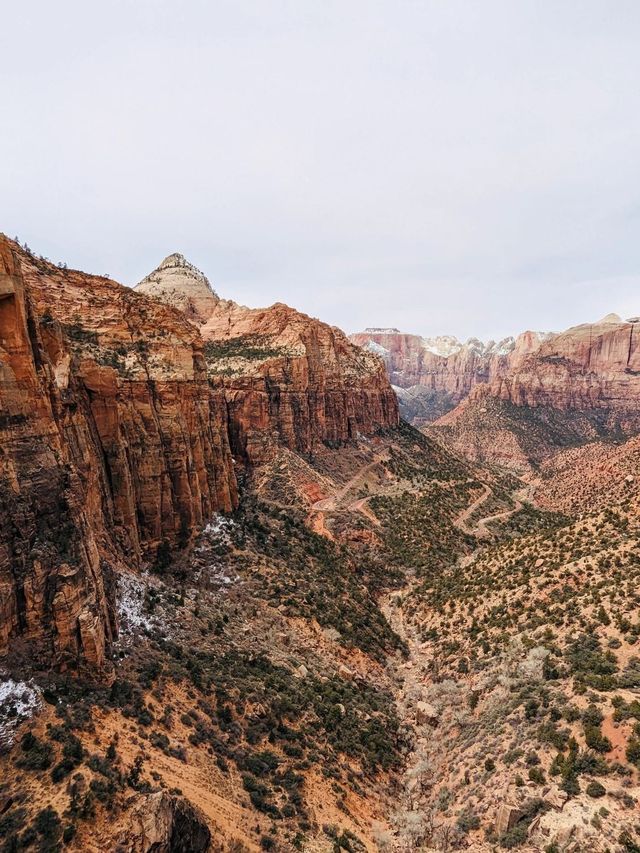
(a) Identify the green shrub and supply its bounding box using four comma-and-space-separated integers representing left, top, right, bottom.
0, 807, 27, 838
16, 732, 53, 771
584, 726, 612, 754
626, 736, 640, 767
581, 705, 604, 727
619, 831, 640, 853
565, 634, 618, 690
456, 808, 480, 832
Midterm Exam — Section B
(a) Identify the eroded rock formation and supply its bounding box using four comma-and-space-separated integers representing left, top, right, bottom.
430, 314, 640, 469
0, 236, 237, 673
135, 253, 219, 325
0, 238, 400, 673
137, 257, 399, 463
349, 327, 550, 424
125, 792, 211, 853
486, 314, 640, 419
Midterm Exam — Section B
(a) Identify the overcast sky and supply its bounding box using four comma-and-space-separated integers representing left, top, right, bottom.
2, 1, 640, 340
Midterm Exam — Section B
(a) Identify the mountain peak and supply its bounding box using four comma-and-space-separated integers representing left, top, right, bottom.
135, 253, 218, 325
158, 251, 188, 267
598, 312, 623, 324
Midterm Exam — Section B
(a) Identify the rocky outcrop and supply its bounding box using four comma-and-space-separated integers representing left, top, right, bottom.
138, 258, 400, 463
125, 792, 211, 853
494, 803, 524, 837
350, 328, 550, 424
0, 236, 237, 674
415, 700, 439, 727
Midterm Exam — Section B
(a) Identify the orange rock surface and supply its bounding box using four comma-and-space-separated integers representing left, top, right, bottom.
0, 236, 237, 673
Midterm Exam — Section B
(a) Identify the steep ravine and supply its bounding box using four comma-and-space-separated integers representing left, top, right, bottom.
0, 235, 399, 677
380, 482, 527, 852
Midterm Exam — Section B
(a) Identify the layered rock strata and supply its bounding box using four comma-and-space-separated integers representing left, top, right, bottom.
135, 253, 219, 325
136, 259, 400, 463
349, 327, 549, 423
0, 238, 400, 672
0, 236, 237, 672
484, 314, 640, 420
430, 314, 640, 469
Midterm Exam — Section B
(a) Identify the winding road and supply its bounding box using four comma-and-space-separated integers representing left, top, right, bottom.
309, 454, 388, 531
455, 481, 536, 538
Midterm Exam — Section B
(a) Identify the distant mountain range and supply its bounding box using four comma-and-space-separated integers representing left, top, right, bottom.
350, 314, 639, 429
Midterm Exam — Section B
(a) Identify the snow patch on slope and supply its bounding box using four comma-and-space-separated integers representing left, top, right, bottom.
0, 678, 41, 748
365, 340, 390, 357
421, 335, 517, 358
194, 515, 239, 587
117, 572, 154, 636
421, 335, 462, 357
202, 515, 236, 545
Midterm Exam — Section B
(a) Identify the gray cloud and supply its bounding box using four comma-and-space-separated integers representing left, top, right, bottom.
2, 0, 639, 340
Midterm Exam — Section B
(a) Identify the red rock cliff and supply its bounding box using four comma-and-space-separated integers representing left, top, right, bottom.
487, 315, 640, 422
0, 239, 401, 673
349, 328, 548, 423
0, 236, 237, 673
430, 314, 640, 470
136, 258, 400, 463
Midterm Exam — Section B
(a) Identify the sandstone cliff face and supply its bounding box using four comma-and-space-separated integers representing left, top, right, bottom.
349, 327, 548, 424
138, 258, 400, 463
202, 302, 399, 463
487, 315, 640, 423
0, 236, 237, 673
0, 244, 113, 675
0, 239, 401, 673
430, 314, 640, 470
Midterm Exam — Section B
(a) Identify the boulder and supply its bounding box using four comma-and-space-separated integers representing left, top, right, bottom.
543, 787, 568, 811
494, 803, 523, 836
125, 792, 211, 852
415, 701, 439, 726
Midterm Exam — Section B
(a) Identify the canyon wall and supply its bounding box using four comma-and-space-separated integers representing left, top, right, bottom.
485, 315, 640, 420
351, 318, 640, 431
136, 258, 400, 463
349, 329, 510, 392
0, 244, 113, 675
0, 236, 237, 673
349, 328, 547, 424
430, 314, 640, 470
0, 239, 400, 673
